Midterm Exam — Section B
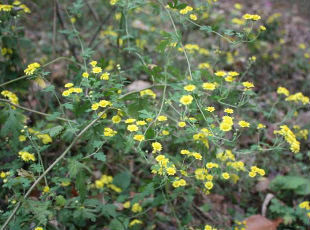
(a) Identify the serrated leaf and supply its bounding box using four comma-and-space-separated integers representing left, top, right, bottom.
93, 152, 106, 162
44, 125, 64, 137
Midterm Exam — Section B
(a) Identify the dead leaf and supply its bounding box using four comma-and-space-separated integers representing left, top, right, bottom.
244, 215, 283, 230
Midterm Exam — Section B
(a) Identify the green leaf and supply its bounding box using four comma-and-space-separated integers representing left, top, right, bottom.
102, 204, 117, 218
44, 125, 64, 137
93, 152, 106, 162
109, 219, 124, 230
269, 175, 310, 195
113, 171, 131, 190
68, 159, 85, 178
200, 26, 213, 33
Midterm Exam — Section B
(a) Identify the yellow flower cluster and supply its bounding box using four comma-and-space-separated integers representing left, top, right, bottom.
1, 90, 19, 106
94, 174, 122, 193
220, 116, 234, 132
172, 178, 187, 188
193, 128, 212, 148
91, 100, 112, 110
277, 86, 309, 104
285, 92, 309, 105
216, 150, 235, 161
1, 47, 13, 56
299, 201, 310, 218
37, 134, 53, 144
0, 4, 13, 11
24, 62, 40, 75
62, 84, 83, 97
103, 127, 117, 137
180, 149, 202, 160
227, 161, 245, 171
248, 166, 265, 177
214, 71, 240, 82
152, 155, 177, 177
179, 6, 193, 15
140, 89, 156, 99
242, 14, 261, 21
18, 151, 36, 162
26, 128, 52, 144
274, 125, 300, 153
179, 44, 209, 56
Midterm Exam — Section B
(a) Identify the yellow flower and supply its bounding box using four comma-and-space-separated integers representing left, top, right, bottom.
152, 142, 162, 153
202, 82, 217, 91
133, 134, 145, 142
100, 72, 110, 80
24, 62, 40, 75
35, 227, 44, 230
260, 25, 266, 31
205, 106, 215, 112
214, 70, 226, 77
157, 115, 167, 122
162, 130, 169, 135
249, 171, 256, 177
234, 3, 243, 10
239, 120, 250, 128
131, 203, 142, 213
112, 115, 121, 123
127, 124, 139, 132
136, 120, 147, 126
166, 167, 176, 175
178, 121, 186, 127
252, 15, 261, 21
222, 172, 230, 180
242, 81, 254, 90
19, 135, 26, 142
180, 149, 190, 155
92, 67, 102, 74
18, 151, 36, 162
129, 219, 142, 227
277, 86, 290, 96
82, 72, 89, 78
184, 84, 196, 92
110, 0, 119, 5
190, 14, 197, 21
123, 201, 131, 208
91, 103, 99, 110
125, 118, 136, 123
224, 108, 234, 114
204, 225, 213, 230
257, 123, 266, 129
64, 83, 74, 88
204, 181, 213, 190
180, 95, 193, 105
104, 128, 117, 137
89, 61, 97, 67
43, 186, 50, 193
198, 62, 211, 69
99, 100, 111, 107
242, 14, 253, 20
